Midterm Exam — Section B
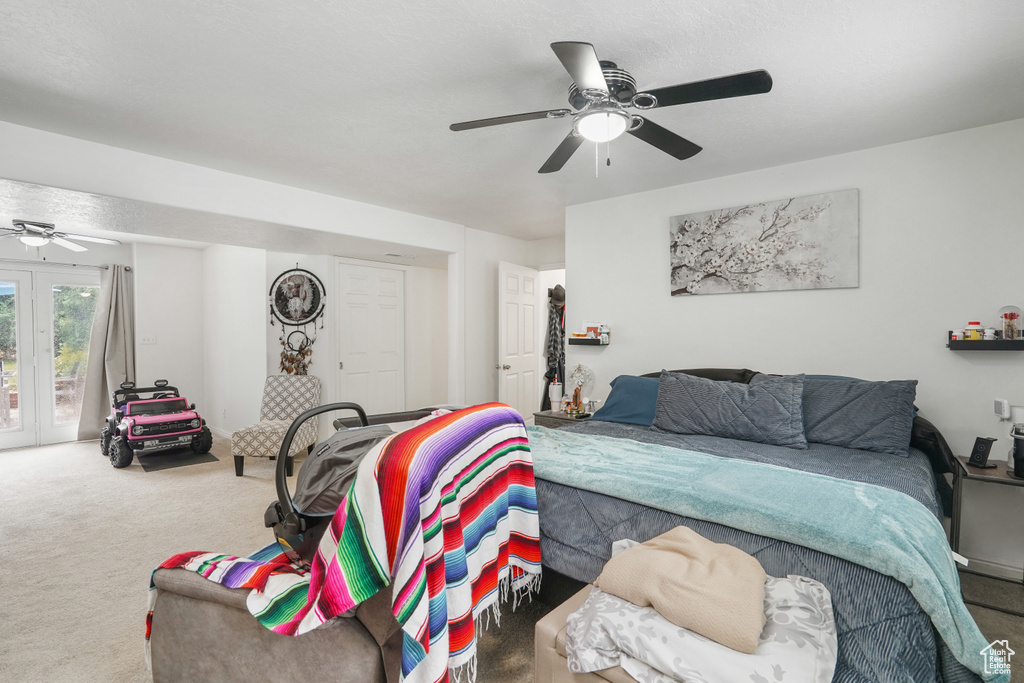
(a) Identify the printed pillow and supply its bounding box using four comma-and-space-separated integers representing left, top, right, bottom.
652, 371, 807, 449
801, 378, 918, 456
591, 375, 660, 426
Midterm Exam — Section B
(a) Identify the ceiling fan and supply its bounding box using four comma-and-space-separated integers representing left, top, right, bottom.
2, 220, 123, 252
450, 42, 773, 173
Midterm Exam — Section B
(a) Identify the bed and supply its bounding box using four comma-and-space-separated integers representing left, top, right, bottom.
529, 368, 991, 683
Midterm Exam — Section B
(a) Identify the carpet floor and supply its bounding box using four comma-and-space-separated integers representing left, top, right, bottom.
1, 438, 1021, 682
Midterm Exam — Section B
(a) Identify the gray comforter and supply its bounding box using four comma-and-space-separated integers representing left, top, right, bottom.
535, 420, 978, 683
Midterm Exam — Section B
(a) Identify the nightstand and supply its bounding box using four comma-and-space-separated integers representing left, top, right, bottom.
951, 455, 1024, 617
533, 410, 589, 429
951, 456, 1024, 552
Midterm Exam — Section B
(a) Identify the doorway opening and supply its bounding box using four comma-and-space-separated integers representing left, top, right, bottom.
537, 268, 565, 412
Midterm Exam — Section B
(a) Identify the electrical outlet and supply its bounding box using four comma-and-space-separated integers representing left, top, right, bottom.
140, 335, 157, 345
996, 398, 1011, 420
221, 408, 227, 420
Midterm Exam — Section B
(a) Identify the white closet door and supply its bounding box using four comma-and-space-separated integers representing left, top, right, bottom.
336, 262, 405, 415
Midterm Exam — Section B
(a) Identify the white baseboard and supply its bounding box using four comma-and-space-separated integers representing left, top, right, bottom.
961, 556, 1023, 581
208, 426, 232, 440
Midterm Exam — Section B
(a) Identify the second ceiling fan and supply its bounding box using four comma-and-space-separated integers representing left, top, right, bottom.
2, 220, 122, 252
450, 42, 772, 173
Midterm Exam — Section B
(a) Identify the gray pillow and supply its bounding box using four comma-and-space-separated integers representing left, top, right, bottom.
651, 371, 807, 449
801, 378, 918, 456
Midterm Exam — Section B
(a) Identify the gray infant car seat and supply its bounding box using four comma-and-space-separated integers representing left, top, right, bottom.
264, 402, 393, 564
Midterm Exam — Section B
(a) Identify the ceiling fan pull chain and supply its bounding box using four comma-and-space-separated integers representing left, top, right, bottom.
595, 141, 599, 178
604, 117, 612, 167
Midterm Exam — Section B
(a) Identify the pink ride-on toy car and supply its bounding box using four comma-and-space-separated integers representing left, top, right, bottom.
100, 379, 213, 468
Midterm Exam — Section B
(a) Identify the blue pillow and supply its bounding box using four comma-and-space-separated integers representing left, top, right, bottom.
591, 375, 660, 426
652, 371, 808, 449
801, 378, 918, 456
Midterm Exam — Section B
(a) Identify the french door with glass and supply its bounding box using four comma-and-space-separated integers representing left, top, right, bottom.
0, 269, 38, 449
0, 268, 100, 449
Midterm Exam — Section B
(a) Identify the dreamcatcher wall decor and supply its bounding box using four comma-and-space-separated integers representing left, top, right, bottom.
269, 266, 326, 375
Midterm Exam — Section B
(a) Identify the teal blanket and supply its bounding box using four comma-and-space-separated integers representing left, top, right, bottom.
528, 426, 1007, 682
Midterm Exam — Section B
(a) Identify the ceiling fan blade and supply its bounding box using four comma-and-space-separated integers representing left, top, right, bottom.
13, 219, 55, 232
538, 132, 585, 174
628, 118, 703, 160
450, 109, 570, 132
56, 232, 122, 246
645, 70, 773, 108
550, 42, 608, 93
52, 237, 88, 252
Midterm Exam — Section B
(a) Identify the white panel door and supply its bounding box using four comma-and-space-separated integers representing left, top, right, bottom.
36, 271, 101, 445
337, 262, 405, 415
0, 270, 37, 450
497, 262, 540, 419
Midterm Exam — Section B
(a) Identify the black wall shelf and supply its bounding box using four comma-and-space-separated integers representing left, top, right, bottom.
947, 332, 1024, 350
568, 338, 608, 346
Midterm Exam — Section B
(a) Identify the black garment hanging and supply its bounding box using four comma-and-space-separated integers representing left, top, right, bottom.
541, 287, 566, 411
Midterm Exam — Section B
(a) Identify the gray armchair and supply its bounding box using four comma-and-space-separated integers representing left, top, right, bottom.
149, 568, 401, 682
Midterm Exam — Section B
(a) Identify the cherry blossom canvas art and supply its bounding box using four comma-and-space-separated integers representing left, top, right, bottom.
669, 189, 859, 296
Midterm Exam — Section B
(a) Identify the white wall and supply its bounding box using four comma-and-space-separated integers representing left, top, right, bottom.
0, 122, 466, 253
566, 117, 1024, 577
262, 254, 448, 437
0, 121, 558, 408
405, 264, 448, 408
133, 244, 204, 404
528, 235, 566, 268
461, 229, 563, 406
463, 230, 529, 405
264, 252, 333, 440
202, 244, 267, 436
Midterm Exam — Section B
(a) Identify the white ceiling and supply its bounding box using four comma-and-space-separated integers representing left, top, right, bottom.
0, 179, 452, 268
1, 1, 1023, 241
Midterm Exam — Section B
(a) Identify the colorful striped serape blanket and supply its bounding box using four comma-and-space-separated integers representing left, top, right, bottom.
147, 403, 541, 683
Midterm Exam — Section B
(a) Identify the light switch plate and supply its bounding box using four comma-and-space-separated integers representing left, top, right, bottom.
140, 335, 157, 345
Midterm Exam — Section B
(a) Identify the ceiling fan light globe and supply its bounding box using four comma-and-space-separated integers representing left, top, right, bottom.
575, 111, 630, 143
19, 235, 49, 247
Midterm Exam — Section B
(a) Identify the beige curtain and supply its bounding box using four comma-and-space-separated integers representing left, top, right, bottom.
78, 265, 136, 440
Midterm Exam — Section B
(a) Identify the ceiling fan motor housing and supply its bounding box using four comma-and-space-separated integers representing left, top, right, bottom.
568, 61, 636, 108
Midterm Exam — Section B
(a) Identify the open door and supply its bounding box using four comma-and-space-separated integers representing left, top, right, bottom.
497, 262, 540, 419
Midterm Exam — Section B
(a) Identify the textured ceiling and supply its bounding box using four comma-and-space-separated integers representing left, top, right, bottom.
0, 179, 451, 268
1, 1, 1023, 241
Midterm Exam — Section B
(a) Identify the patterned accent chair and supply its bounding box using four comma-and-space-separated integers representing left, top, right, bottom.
231, 375, 321, 477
